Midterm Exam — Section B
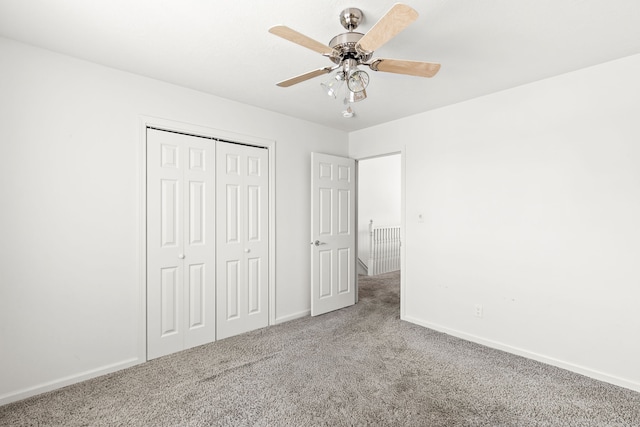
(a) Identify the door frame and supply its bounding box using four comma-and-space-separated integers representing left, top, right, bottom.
138, 115, 276, 361
353, 149, 406, 319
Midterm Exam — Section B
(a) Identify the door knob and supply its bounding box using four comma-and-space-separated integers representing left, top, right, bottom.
311, 240, 326, 247
244, 248, 251, 253
178, 254, 185, 259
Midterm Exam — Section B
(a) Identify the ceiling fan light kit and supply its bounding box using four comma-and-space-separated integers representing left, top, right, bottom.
319, 58, 370, 117
269, 3, 441, 118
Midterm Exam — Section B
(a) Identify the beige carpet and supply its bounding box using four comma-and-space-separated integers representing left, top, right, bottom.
1, 271, 639, 426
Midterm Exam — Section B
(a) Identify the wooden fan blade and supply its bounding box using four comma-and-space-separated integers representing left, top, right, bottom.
269, 25, 335, 56
276, 67, 333, 87
369, 58, 441, 77
356, 3, 418, 53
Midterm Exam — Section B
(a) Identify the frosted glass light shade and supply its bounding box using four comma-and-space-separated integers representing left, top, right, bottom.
321, 73, 345, 98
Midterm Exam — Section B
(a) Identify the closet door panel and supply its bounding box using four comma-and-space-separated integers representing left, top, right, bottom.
244, 151, 269, 322
148, 130, 184, 359
182, 135, 215, 349
147, 129, 215, 360
216, 142, 269, 340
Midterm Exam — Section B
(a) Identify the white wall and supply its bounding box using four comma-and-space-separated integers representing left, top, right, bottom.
357, 155, 401, 266
0, 37, 348, 404
350, 54, 640, 392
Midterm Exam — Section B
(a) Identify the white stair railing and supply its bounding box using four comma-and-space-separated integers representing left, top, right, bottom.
368, 220, 401, 276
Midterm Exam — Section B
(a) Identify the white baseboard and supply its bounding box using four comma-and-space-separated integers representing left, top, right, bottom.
402, 315, 640, 394
0, 357, 142, 406
275, 309, 310, 325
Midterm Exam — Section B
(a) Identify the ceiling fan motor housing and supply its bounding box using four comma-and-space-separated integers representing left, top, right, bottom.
328, 32, 373, 64
331, 8, 372, 65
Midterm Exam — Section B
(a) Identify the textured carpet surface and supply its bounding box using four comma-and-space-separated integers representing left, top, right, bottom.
2, 271, 639, 426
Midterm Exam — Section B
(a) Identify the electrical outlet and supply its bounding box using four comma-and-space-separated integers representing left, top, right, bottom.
474, 304, 483, 318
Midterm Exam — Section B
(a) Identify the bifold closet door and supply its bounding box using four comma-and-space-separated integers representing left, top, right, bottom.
216, 142, 269, 340
147, 129, 215, 360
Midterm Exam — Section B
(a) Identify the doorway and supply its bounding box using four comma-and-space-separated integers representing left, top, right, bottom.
308, 151, 404, 317
356, 153, 403, 307
357, 153, 402, 276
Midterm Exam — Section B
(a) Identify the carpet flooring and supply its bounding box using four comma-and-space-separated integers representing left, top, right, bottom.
1, 271, 639, 426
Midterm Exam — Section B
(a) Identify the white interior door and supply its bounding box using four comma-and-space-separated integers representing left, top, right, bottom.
147, 128, 215, 360
216, 142, 269, 339
311, 152, 356, 316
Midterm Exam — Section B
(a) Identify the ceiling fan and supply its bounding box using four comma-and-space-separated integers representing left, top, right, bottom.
268, 3, 440, 116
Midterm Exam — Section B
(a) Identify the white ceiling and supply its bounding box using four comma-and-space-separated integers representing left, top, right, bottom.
1, 0, 640, 132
